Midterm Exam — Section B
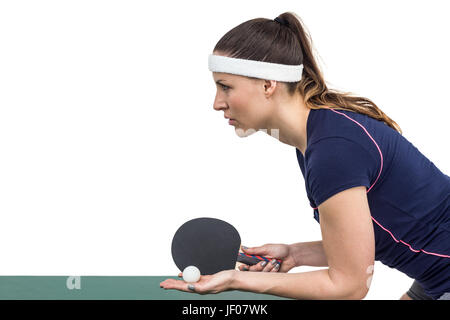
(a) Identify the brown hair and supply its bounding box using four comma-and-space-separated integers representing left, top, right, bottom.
213, 11, 402, 134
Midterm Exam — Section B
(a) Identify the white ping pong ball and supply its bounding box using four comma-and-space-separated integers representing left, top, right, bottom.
183, 266, 201, 283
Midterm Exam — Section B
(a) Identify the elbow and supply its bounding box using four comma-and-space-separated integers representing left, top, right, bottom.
335, 284, 368, 300
332, 277, 370, 300
348, 285, 369, 300
329, 268, 371, 300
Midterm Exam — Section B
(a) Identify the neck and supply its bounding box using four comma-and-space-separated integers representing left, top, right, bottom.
266, 97, 311, 156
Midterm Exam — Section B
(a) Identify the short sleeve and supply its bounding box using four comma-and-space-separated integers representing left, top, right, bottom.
305, 137, 379, 207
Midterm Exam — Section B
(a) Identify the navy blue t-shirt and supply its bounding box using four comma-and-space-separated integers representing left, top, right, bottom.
295, 107, 450, 299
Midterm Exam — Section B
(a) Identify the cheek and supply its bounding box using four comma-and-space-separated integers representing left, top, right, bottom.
228, 95, 246, 114
228, 88, 269, 128
229, 90, 258, 117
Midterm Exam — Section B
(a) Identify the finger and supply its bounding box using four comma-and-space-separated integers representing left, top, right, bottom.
159, 278, 174, 287
187, 282, 207, 294
187, 284, 196, 292
262, 259, 277, 272
270, 263, 281, 272
238, 264, 250, 271
242, 245, 269, 256
264, 259, 280, 272
248, 260, 268, 272
178, 273, 182, 277
160, 279, 192, 292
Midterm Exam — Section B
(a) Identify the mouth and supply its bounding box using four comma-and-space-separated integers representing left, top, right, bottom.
224, 114, 237, 125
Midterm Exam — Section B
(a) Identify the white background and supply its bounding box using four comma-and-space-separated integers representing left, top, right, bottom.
0, 0, 448, 300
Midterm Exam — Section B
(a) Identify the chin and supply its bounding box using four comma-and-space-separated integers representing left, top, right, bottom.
235, 127, 258, 138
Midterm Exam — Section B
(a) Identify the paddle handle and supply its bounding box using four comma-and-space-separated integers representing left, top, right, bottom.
237, 252, 282, 266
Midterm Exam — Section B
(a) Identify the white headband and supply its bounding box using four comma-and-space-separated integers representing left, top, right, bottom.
208, 54, 303, 82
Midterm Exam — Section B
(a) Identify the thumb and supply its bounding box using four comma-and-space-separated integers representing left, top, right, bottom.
241, 245, 269, 256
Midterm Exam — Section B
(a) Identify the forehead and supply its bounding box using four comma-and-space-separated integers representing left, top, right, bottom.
212, 72, 235, 81
212, 72, 257, 84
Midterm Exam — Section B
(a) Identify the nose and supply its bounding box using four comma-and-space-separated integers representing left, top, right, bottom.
213, 92, 227, 112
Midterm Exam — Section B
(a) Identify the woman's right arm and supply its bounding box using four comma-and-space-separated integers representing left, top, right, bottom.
240, 240, 328, 272
289, 241, 328, 267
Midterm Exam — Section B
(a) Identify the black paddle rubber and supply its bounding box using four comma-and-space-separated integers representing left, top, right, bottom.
171, 217, 242, 275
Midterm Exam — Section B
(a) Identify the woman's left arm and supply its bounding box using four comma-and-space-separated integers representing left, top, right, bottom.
231, 186, 375, 299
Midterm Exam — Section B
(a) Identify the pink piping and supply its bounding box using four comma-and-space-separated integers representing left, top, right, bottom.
311, 107, 450, 259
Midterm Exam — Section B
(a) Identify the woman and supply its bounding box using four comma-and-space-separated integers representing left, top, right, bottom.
160, 12, 449, 300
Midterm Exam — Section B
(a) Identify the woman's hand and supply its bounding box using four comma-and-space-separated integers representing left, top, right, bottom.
239, 244, 297, 273
159, 269, 236, 294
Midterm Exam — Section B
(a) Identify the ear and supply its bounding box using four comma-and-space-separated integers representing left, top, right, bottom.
263, 80, 278, 97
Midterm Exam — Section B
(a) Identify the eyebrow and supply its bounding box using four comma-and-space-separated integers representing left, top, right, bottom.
215, 80, 226, 85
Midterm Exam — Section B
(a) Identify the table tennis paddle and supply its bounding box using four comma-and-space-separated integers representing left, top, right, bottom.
171, 217, 282, 275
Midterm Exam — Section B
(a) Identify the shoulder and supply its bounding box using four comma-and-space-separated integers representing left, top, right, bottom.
304, 137, 379, 207
307, 108, 385, 163
306, 136, 378, 165
308, 108, 381, 147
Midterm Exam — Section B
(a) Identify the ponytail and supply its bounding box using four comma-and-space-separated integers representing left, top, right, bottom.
214, 11, 402, 134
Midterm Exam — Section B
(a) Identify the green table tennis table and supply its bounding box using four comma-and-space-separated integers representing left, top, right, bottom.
0, 276, 290, 300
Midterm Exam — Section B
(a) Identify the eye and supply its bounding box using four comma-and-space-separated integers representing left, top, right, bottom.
220, 84, 230, 91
